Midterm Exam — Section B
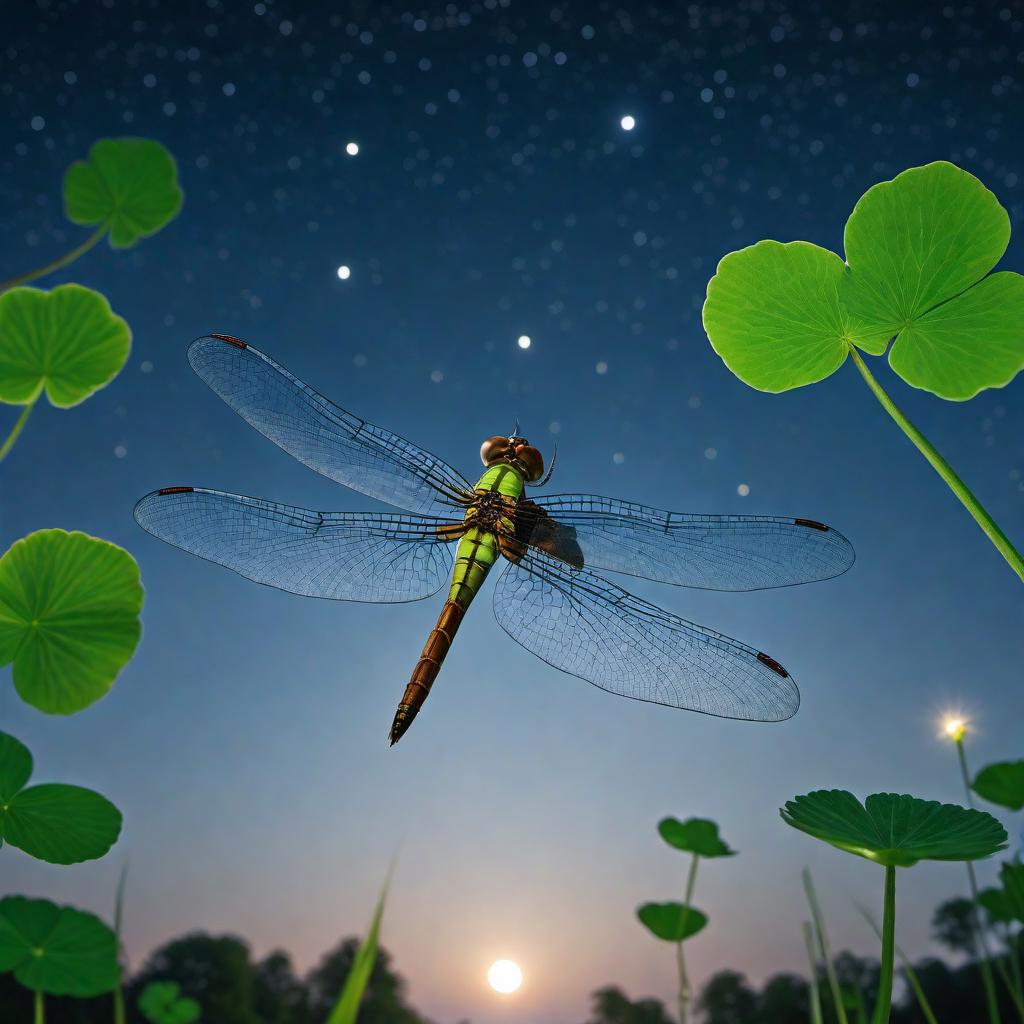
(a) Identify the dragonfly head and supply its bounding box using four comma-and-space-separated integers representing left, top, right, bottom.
480, 435, 546, 483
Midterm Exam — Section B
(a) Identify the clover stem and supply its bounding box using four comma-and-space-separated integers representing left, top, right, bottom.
802, 868, 849, 1024
954, 735, 1004, 1024
847, 346, 1024, 584
802, 921, 824, 1024
857, 903, 939, 1024
0, 225, 108, 294
870, 865, 896, 1024
34, 989, 44, 1024
0, 395, 39, 463
675, 853, 699, 1024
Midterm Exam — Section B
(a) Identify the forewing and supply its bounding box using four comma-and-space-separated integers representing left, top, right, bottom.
188, 335, 473, 515
527, 494, 854, 590
493, 548, 799, 721
135, 487, 459, 602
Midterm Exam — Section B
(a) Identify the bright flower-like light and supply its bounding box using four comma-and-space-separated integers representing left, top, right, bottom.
345, 141, 360, 156
336, 265, 351, 280
620, 114, 636, 131
942, 715, 967, 742
517, 335, 531, 350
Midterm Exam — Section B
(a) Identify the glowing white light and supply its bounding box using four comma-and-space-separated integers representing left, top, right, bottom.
942, 716, 967, 742
488, 960, 522, 994
336, 265, 351, 280
737, 483, 750, 497
345, 141, 359, 156
595, 361, 608, 375
517, 335, 531, 349
620, 115, 636, 131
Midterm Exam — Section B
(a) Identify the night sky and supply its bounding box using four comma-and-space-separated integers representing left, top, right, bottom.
2, 2, 1024, 1022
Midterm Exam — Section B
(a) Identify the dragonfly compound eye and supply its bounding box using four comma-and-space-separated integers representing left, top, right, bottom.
481, 435, 511, 467
514, 444, 545, 482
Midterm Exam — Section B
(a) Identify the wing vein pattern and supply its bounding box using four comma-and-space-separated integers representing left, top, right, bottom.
135, 487, 457, 602
530, 494, 855, 590
189, 336, 472, 516
493, 546, 799, 721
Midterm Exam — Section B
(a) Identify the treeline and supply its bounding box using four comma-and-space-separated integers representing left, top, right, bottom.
1, 924, 1020, 1023
0, 933, 425, 1024
591, 949, 1023, 1024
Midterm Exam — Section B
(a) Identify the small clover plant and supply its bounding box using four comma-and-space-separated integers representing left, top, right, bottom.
0, 732, 122, 863
139, 981, 201, 1024
637, 817, 734, 1024
703, 161, 1024, 584
0, 137, 182, 462
0, 896, 120, 1021
0, 529, 144, 713
783, 790, 1007, 1024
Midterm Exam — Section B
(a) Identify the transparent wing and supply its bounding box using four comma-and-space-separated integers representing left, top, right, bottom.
493, 547, 799, 721
188, 335, 473, 516
526, 494, 855, 591
134, 486, 460, 603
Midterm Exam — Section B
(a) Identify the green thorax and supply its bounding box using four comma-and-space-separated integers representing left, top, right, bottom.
473, 463, 526, 500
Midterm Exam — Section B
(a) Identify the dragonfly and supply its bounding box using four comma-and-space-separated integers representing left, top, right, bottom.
134, 334, 856, 745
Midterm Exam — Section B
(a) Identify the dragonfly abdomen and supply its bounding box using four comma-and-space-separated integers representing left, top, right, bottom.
388, 524, 503, 745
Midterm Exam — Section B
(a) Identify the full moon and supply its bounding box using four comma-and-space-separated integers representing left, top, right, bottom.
487, 959, 523, 994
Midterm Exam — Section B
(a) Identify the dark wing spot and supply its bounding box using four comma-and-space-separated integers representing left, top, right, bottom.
210, 334, 247, 348
756, 651, 789, 677
794, 517, 828, 532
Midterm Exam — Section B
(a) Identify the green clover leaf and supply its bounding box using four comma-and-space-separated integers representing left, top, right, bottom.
64, 138, 183, 248
0, 530, 144, 714
139, 980, 201, 1024
657, 817, 736, 858
636, 902, 708, 943
703, 240, 888, 392
703, 161, 1024, 400
0, 284, 131, 408
971, 759, 1024, 812
0, 732, 121, 864
780, 790, 1007, 867
0, 897, 119, 997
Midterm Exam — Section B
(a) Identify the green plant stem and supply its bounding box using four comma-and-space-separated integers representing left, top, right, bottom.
856, 903, 939, 1024
803, 868, 849, 1024
34, 989, 44, 1024
954, 736, 1003, 1024
802, 921, 824, 1024
0, 225, 107, 294
114, 863, 128, 1024
675, 854, 700, 1024
847, 346, 1024, 584
871, 865, 896, 1024
0, 396, 38, 463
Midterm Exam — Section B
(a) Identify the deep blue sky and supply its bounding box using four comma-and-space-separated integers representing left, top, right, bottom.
2, 2, 1023, 1022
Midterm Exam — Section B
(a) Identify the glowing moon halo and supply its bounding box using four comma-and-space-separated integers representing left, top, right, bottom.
487, 959, 523, 994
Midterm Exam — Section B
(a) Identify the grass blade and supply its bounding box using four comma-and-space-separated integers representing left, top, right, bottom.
803, 867, 849, 1024
802, 921, 824, 1024
325, 871, 391, 1024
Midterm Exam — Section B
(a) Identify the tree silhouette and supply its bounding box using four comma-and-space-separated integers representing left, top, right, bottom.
932, 897, 980, 958
585, 985, 675, 1024
127, 933, 261, 1024
695, 970, 758, 1024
